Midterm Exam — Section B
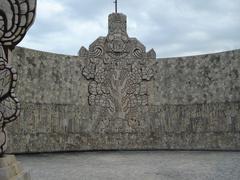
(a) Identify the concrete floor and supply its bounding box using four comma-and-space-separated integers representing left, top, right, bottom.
16, 151, 240, 180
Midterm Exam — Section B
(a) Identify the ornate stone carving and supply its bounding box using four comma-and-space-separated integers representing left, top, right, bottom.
0, 0, 36, 155
82, 13, 156, 130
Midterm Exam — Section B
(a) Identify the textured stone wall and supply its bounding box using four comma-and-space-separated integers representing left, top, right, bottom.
6, 47, 240, 153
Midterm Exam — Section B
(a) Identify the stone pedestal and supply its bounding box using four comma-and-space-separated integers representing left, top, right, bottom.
0, 155, 31, 180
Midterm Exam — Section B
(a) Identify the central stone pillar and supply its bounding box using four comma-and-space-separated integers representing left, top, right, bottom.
108, 13, 127, 34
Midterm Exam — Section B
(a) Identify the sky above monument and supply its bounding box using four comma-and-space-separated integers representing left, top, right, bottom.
19, 0, 240, 58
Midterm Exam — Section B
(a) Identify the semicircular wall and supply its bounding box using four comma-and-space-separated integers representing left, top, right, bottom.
6, 47, 240, 153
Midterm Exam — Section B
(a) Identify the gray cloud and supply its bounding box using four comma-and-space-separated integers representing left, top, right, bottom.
19, 0, 240, 58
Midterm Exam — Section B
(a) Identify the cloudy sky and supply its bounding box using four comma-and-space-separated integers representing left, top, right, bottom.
19, 0, 240, 58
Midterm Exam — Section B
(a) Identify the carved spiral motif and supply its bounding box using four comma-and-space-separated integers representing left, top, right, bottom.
133, 48, 144, 58
90, 46, 103, 58
0, 0, 36, 47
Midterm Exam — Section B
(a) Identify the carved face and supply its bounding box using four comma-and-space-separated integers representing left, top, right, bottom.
107, 32, 128, 52
108, 38, 125, 53
106, 33, 129, 59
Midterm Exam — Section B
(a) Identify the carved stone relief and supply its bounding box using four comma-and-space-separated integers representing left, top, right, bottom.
81, 13, 156, 131
0, 0, 36, 155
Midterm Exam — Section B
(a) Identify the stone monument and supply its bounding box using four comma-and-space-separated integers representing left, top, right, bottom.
0, 0, 36, 179
4, 2, 240, 153
80, 12, 156, 132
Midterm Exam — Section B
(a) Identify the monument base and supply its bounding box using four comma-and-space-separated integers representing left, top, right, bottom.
0, 155, 31, 180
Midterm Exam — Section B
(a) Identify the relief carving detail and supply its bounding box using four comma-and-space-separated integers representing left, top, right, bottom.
81, 13, 156, 131
0, 0, 36, 155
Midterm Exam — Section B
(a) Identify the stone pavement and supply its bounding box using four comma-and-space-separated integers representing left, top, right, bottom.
16, 151, 240, 180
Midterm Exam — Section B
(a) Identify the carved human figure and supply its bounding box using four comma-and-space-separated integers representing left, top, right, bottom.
0, 0, 36, 156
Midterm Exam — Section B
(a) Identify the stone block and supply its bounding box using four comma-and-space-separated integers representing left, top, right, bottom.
0, 155, 31, 180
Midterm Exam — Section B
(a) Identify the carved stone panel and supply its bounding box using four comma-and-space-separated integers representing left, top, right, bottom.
82, 13, 156, 132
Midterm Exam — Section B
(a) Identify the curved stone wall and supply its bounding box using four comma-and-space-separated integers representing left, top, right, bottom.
6, 47, 240, 153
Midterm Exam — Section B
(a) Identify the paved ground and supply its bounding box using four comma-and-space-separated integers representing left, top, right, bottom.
16, 151, 240, 180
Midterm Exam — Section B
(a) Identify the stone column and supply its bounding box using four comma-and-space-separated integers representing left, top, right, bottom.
0, 0, 37, 179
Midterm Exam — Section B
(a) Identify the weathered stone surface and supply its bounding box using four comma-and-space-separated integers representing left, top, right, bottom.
6, 12, 240, 153
154, 51, 240, 105
0, 1, 36, 179
0, 155, 31, 180
5, 47, 240, 153
17, 151, 240, 180
82, 13, 156, 123
0, 0, 36, 155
